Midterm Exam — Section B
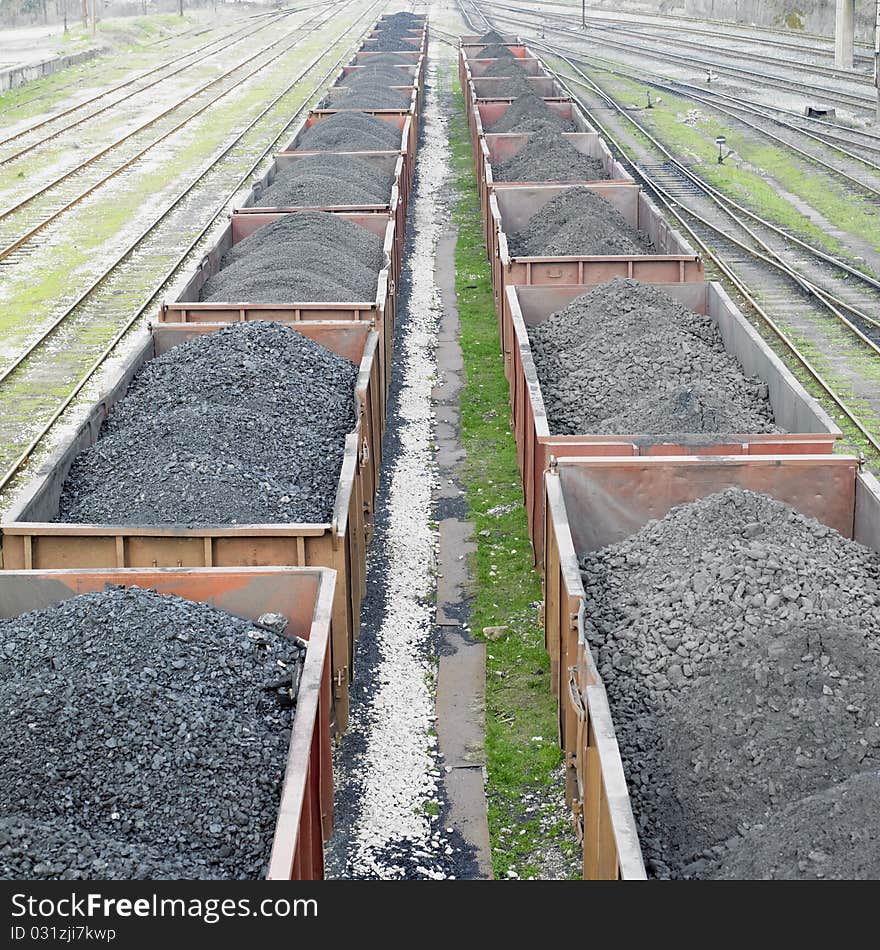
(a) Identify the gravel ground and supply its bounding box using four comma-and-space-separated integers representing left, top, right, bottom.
201, 211, 382, 302
0, 586, 304, 879
493, 127, 608, 183
326, 49, 475, 881
488, 91, 575, 134
58, 322, 357, 526
528, 278, 779, 437
256, 153, 393, 207
578, 488, 880, 879
294, 111, 404, 152
507, 185, 655, 257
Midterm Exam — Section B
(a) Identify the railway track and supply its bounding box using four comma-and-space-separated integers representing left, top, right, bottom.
543, 47, 880, 196
0, 3, 336, 262
489, 0, 877, 72
475, 1, 880, 114
0, 0, 385, 501
0, 7, 311, 153
460, 2, 880, 455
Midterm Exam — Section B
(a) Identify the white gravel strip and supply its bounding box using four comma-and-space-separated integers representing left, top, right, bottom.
327, 40, 461, 880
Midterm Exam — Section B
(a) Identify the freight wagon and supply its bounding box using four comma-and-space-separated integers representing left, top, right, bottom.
0, 565, 336, 880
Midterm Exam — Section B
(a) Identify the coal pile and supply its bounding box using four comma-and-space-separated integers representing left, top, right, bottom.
528, 278, 778, 437
58, 322, 358, 526
256, 153, 392, 207
507, 186, 654, 257
477, 43, 516, 59
294, 111, 402, 152
488, 91, 574, 133
201, 211, 383, 303
328, 82, 410, 110
482, 57, 529, 79
578, 488, 880, 879
357, 52, 416, 67
478, 74, 532, 98
343, 65, 412, 88
493, 127, 607, 183
0, 586, 306, 879
365, 33, 419, 52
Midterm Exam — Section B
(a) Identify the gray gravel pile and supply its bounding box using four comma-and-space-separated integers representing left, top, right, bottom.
488, 91, 574, 133
493, 127, 607, 183
329, 82, 410, 110
528, 278, 778, 436
295, 110, 403, 152
201, 211, 383, 303
58, 322, 357, 525
256, 153, 392, 207
0, 586, 306, 879
707, 771, 880, 880
578, 488, 880, 879
476, 42, 516, 59
507, 186, 654, 257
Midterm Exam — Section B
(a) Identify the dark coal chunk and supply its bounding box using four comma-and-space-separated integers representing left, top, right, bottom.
294, 111, 403, 152
488, 91, 575, 133
256, 153, 393, 207
58, 322, 358, 526
0, 586, 306, 879
493, 128, 607, 183
507, 186, 654, 257
578, 487, 880, 879
527, 277, 779, 437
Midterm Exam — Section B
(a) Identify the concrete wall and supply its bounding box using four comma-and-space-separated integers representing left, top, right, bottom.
0, 48, 100, 94
595, 0, 876, 42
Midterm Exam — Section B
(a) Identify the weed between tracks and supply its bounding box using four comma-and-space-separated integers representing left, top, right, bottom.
570, 64, 880, 273
449, 83, 579, 881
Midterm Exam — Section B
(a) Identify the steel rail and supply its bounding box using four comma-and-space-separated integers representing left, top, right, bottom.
0, 4, 338, 261
476, 1, 879, 111
0, 0, 384, 497
0, 7, 312, 150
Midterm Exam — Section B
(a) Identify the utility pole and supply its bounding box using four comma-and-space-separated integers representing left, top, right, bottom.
581, 0, 586, 30
875, 0, 880, 124
179, 0, 184, 16
89, 0, 95, 35
81, 0, 87, 27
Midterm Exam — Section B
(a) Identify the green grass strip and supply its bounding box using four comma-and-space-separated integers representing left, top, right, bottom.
448, 79, 579, 881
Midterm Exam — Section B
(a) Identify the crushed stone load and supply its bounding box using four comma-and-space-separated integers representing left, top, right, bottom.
578, 488, 880, 879
478, 29, 507, 43
294, 110, 402, 152
507, 185, 654, 257
256, 153, 392, 207
707, 772, 880, 880
58, 322, 358, 526
493, 127, 607, 183
488, 91, 575, 133
201, 211, 383, 303
327, 82, 410, 111
0, 586, 305, 879
528, 278, 779, 437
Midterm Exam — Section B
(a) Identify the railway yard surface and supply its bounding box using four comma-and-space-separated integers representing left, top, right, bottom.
1, 0, 880, 887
